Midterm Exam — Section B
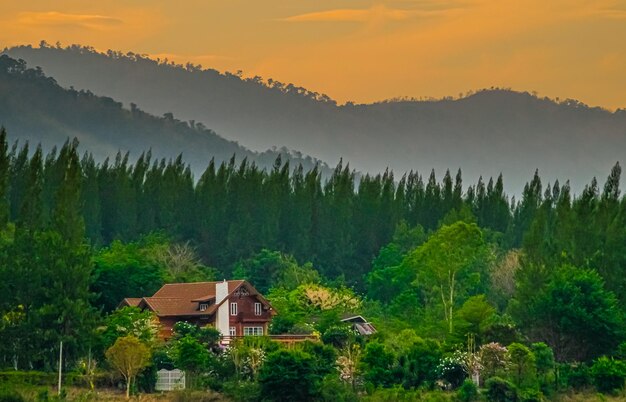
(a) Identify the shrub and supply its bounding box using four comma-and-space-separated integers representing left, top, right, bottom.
258, 349, 321, 401
321, 326, 352, 349
457, 379, 478, 402
508, 343, 536, 388
319, 375, 359, 402
590, 356, 626, 394
0, 389, 25, 402
560, 363, 592, 390
222, 380, 261, 402
485, 377, 518, 402
168, 389, 227, 402
437, 355, 467, 389
518, 388, 543, 402
0, 372, 57, 387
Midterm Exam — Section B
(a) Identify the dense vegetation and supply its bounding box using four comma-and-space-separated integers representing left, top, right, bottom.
0, 125, 625, 400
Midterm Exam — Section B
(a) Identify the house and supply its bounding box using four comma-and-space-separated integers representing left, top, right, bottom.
119, 280, 274, 341
340, 315, 377, 336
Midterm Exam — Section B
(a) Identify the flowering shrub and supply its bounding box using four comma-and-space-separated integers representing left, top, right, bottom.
480, 342, 509, 379
437, 352, 469, 388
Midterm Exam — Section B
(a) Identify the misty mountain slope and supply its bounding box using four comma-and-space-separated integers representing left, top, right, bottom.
0, 55, 330, 176
5, 44, 626, 192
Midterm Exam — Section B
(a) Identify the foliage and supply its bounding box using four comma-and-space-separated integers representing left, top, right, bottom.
436, 353, 467, 389
480, 342, 509, 380
233, 249, 319, 294
101, 307, 159, 351
105, 336, 151, 398
485, 376, 519, 402
453, 294, 496, 344
171, 322, 221, 348
222, 380, 262, 402
394, 335, 442, 389
258, 349, 321, 401
508, 343, 536, 388
0, 390, 25, 402
360, 342, 395, 389
590, 356, 626, 394
560, 363, 593, 390
511, 264, 625, 362
172, 336, 211, 379
92, 238, 167, 312
319, 375, 359, 402
405, 222, 492, 334
457, 379, 479, 402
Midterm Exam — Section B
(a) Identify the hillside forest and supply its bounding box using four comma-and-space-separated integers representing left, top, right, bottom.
0, 120, 625, 400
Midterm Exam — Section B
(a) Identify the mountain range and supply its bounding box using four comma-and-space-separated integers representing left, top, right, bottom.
3, 44, 626, 193
0, 52, 329, 177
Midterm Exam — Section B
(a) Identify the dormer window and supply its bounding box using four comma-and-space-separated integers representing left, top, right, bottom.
199, 303, 208, 311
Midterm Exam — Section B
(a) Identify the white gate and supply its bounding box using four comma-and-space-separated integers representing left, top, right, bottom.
155, 369, 186, 391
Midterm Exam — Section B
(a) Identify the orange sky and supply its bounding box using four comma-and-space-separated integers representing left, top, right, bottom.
2, 0, 626, 108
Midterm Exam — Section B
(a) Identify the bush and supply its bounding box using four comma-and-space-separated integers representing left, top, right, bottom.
222, 380, 261, 402
363, 388, 454, 401
319, 375, 358, 402
168, 389, 227, 402
457, 379, 478, 402
590, 356, 626, 394
0, 389, 25, 402
321, 326, 352, 349
0, 372, 57, 387
485, 377, 518, 402
560, 363, 592, 390
518, 388, 543, 402
437, 355, 467, 389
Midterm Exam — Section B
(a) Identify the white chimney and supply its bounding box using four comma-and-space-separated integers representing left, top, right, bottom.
215, 280, 230, 339
216, 280, 228, 304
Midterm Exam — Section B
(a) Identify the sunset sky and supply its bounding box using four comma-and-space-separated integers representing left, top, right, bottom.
2, 0, 626, 108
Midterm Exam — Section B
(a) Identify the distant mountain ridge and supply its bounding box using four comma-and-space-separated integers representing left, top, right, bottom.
0, 53, 331, 177
4, 44, 626, 193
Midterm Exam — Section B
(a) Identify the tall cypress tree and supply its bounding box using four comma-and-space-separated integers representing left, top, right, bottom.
0, 128, 10, 227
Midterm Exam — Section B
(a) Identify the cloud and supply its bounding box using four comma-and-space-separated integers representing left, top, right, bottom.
17, 11, 123, 30
281, 4, 448, 23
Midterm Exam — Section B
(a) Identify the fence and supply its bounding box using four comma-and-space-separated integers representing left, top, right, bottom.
155, 369, 185, 391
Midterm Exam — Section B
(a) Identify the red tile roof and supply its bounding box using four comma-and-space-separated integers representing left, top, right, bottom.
153, 280, 245, 299
120, 298, 142, 308
132, 280, 272, 317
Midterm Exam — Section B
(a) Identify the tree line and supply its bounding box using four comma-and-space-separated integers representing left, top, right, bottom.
0, 128, 625, 399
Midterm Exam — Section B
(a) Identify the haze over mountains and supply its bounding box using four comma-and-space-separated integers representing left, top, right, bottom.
4, 44, 626, 193
0, 53, 329, 176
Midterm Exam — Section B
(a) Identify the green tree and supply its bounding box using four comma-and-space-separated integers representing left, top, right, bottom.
360, 342, 395, 388
508, 343, 536, 387
405, 222, 492, 333
590, 356, 626, 394
258, 349, 321, 401
92, 238, 166, 312
511, 265, 624, 362
101, 307, 159, 351
106, 336, 151, 399
173, 335, 211, 388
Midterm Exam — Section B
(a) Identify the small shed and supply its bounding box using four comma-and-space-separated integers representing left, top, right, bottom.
340, 315, 377, 336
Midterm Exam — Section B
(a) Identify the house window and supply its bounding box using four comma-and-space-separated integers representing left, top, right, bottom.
229, 327, 236, 337
199, 303, 208, 311
230, 302, 238, 316
243, 326, 263, 336
254, 302, 262, 316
